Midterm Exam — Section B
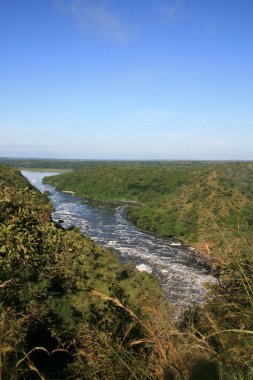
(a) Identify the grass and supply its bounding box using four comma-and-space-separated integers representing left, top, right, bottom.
87, 246, 253, 379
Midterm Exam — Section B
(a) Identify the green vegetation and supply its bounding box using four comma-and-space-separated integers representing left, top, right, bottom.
0, 158, 85, 170
0, 165, 162, 378
0, 158, 191, 171
44, 161, 253, 257
1, 164, 252, 379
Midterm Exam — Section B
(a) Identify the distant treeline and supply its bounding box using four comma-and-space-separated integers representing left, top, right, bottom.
0, 157, 235, 170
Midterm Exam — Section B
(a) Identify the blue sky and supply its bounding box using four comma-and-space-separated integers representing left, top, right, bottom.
1, 0, 253, 159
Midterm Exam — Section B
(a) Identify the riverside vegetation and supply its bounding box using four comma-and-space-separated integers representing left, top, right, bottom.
0, 162, 253, 379
44, 161, 253, 257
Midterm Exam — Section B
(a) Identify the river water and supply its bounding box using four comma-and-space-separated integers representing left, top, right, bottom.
22, 170, 214, 307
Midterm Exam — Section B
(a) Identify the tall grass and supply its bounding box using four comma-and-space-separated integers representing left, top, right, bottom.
84, 237, 252, 380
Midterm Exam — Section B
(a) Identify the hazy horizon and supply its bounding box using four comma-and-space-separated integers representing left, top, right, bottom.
1, 156, 253, 163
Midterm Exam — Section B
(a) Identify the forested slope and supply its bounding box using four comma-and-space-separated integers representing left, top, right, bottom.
44, 162, 253, 258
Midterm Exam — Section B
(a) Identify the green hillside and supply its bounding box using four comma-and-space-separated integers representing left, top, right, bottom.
44, 162, 253, 258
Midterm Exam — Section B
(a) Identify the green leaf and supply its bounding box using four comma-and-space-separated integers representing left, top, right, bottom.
0, 245, 6, 253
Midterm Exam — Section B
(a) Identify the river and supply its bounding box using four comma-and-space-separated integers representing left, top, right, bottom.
22, 170, 214, 307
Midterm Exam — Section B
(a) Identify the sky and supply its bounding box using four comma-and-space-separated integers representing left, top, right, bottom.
1, 0, 253, 160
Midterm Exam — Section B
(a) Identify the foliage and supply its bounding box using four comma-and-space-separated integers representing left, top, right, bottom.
44, 161, 253, 257
0, 165, 161, 378
0, 164, 252, 379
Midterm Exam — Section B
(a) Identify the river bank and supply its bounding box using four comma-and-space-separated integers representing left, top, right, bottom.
23, 170, 214, 307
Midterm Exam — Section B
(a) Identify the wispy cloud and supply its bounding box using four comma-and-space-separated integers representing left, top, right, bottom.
53, 0, 128, 42
157, 0, 183, 20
